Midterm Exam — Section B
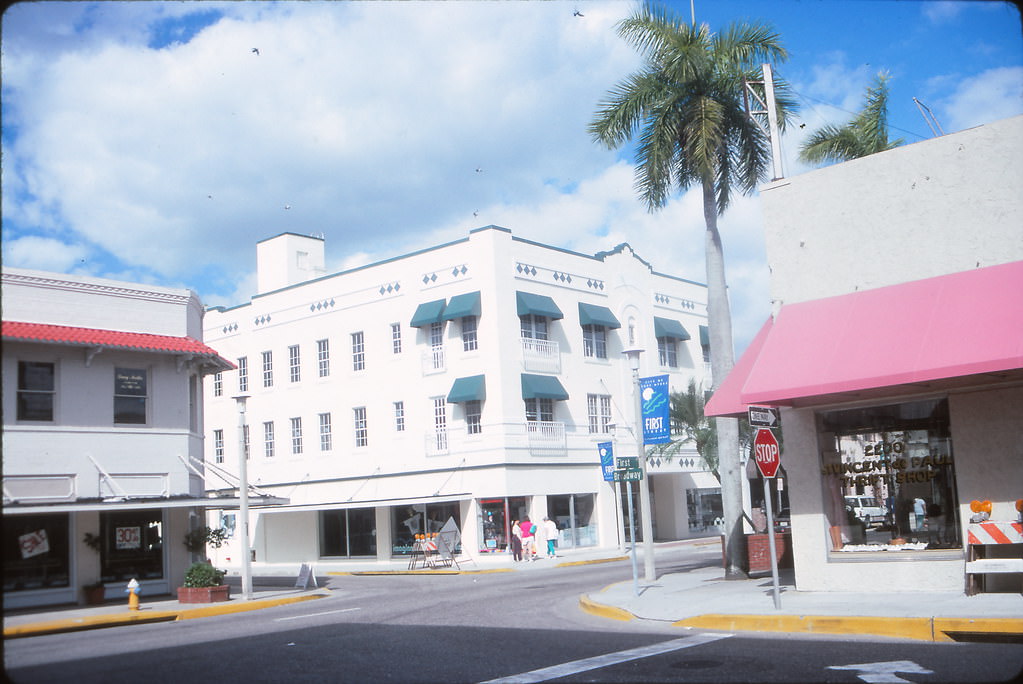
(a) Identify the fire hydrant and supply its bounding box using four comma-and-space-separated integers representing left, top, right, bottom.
126, 578, 140, 611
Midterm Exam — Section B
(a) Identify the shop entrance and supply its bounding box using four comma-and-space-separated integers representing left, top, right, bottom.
477, 497, 527, 554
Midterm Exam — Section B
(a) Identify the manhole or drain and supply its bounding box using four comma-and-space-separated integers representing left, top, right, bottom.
671, 659, 724, 670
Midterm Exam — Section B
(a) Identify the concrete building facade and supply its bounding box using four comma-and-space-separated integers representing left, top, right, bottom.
202, 225, 718, 571
707, 115, 1023, 594
2, 268, 232, 608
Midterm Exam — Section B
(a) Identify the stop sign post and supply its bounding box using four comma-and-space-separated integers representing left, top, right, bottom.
752, 426, 782, 609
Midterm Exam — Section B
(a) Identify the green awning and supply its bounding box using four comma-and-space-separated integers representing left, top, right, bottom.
447, 375, 486, 403
699, 325, 709, 347
578, 302, 621, 329
654, 316, 691, 341
410, 299, 447, 328
516, 291, 563, 320
520, 373, 569, 400
442, 291, 481, 321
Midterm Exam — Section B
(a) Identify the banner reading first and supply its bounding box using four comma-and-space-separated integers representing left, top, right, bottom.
640, 374, 670, 444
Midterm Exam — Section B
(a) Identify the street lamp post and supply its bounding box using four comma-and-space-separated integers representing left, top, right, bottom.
233, 394, 253, 600
623, 347, 656, 582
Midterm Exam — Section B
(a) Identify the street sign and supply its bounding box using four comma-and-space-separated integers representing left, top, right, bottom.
615, 456, 639, 470
748, 405, 780, 427
612, 469, 643, 482
753, 428, 781, 478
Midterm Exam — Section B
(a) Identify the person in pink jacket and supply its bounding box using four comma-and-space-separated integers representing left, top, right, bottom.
519, 517, 536, 560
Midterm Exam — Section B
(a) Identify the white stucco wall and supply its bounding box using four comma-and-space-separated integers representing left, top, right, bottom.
761, 115, 1023, 309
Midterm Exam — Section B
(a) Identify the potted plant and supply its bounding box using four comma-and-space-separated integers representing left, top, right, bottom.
82, 532, 106, 604
177, 561, 230, 603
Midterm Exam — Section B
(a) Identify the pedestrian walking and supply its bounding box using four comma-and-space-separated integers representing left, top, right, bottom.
520, 517, 536, 560
510, 519, 523, 561
543, 516, 559, 557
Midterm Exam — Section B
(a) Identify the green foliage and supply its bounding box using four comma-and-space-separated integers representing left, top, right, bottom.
798, 71, 904, 165
183, 562, 226, 588
183, 526, 229, 553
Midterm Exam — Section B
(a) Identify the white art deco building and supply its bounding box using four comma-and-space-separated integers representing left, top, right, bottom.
202, 225, 719, 569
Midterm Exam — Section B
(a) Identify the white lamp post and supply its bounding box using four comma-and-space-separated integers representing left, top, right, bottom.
622, 347, 656, 582
233, 394, 253, 600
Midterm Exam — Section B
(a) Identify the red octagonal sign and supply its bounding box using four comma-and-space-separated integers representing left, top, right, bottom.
753, 428, 781, 478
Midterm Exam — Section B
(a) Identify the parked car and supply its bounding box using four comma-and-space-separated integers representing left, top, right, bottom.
844, 496, 886, 527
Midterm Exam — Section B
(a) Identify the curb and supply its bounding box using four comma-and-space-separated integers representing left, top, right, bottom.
579, 593, 634, 622
330, 568, 513, 576
3, 592, 328, 639
555, 556, 628, 568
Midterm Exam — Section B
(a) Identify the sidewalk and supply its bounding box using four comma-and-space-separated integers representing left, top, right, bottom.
581, 563, 1023, 642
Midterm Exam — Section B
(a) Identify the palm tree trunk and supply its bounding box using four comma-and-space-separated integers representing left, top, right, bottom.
702, 180, 748, 578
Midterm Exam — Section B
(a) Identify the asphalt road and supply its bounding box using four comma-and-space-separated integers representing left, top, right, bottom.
4, 547, 1022, 683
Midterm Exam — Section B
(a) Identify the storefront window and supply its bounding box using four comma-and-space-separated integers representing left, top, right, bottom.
320, 508, 376, 557
391, 502, 461, 555
686, 488, 723, 534
477, 496, 528, 553
548, 493, 597, 548
3, 513, 70, 591
818, 398, 961, 553
100, 511, 164, 582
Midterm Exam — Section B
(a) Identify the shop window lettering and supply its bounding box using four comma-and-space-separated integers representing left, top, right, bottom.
821, 445, 953, 487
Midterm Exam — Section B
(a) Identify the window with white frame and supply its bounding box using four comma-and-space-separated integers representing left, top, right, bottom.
433, 397, 448, 450
394, 401, 405, 432
461, 316, 478, 352
587, 394, 612, 434
289, 345, 301, 383
519, 314, 548, 340
237, 356, 248, 392
213, 372, 223, 397
465, 399, 482, 435
17, 361, 55, 421
525, 397, 554, 422
113, 368, 147, 424
319, 412, 332, 451
657, 337, 678, 368
262, 351, 273, 388
352, 332, 365, 371
391, 323, 402, 354
263, 421, 275, 458
213, 429, 225, 463
353, 407, 368, 447
582, 324, 608, 359
317, 339, 330, 377
290, 417, 303, 454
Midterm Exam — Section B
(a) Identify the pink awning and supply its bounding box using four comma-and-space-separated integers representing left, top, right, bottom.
706, 261, 1023, 417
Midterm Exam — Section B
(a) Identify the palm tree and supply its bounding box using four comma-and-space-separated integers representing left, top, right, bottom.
590, 2, 795, 578
798, 71, 903, 165
651, 380, 719, 478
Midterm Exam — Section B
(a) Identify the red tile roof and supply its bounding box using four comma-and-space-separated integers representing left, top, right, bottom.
2, 321, 235, 371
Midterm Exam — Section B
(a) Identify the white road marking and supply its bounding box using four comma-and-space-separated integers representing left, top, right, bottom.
479, 632, 733, 683
828, 660, 935, 684
274, 607, 362, 622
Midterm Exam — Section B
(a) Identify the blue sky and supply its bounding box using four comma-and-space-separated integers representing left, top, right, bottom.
2, 1, 1020, 355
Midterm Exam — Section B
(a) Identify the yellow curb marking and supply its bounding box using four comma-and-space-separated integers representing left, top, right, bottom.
330, 568, 514, 576
554, 556, 628, 568
579, 594, 634, 622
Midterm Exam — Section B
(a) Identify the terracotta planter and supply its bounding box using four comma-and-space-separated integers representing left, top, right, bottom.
83, 585, 106, 605
177, 585, 231, 603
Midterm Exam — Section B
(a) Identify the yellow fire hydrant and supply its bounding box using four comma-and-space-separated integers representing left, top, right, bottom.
127, 578, 140, 611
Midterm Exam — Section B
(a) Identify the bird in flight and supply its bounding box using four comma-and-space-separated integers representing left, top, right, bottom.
475, 167, 483, 174
252, 48, 260, 56
573, 10, 584, 17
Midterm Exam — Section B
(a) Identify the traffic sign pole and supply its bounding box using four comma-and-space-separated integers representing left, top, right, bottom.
763, 476, 782, 609
626, 481, 639, 596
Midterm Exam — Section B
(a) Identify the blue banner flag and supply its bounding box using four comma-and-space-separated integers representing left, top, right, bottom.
640, 375, 671, 444
598, 442, 615, 481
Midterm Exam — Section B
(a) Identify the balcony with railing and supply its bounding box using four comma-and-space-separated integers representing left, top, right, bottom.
525, 420, 566, 455
520, 337, 560, 373
421, 346, 446, 375
424, 428, 449, 456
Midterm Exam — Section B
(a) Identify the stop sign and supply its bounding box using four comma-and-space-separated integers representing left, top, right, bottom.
753, 428, 781, 478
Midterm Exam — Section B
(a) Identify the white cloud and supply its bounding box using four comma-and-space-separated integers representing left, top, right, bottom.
3, 236, 90, 273
941, 66, 1023, 131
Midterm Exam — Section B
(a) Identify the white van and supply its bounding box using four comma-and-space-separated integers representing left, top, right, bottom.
844, 496, 886, 527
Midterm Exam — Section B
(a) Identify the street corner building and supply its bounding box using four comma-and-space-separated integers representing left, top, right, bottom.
706, 115, 1023, 595
200, 225, 720, 572
2, 269, 234, 608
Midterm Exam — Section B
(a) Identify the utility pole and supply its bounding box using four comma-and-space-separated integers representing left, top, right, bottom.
623, 347, 656, 582
233, 395, 253, 600
744, 63, 785, 181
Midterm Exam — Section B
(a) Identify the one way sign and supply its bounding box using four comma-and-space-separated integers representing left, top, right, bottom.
748, 405, 779, 427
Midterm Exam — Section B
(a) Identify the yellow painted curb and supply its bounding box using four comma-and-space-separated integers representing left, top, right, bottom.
579, 594, 634, 622
933, 617, 1023, 641
554, 556, 628, 568
3, 593, 329, 639
674, 614, 938, 642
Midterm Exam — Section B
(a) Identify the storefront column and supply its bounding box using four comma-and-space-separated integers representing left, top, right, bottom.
374, 507, 391, 562
76, 511, 101, 604
460, 499, 480, 557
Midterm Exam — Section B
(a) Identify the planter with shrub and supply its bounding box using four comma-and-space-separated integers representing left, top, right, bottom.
177, 562, 230, 603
